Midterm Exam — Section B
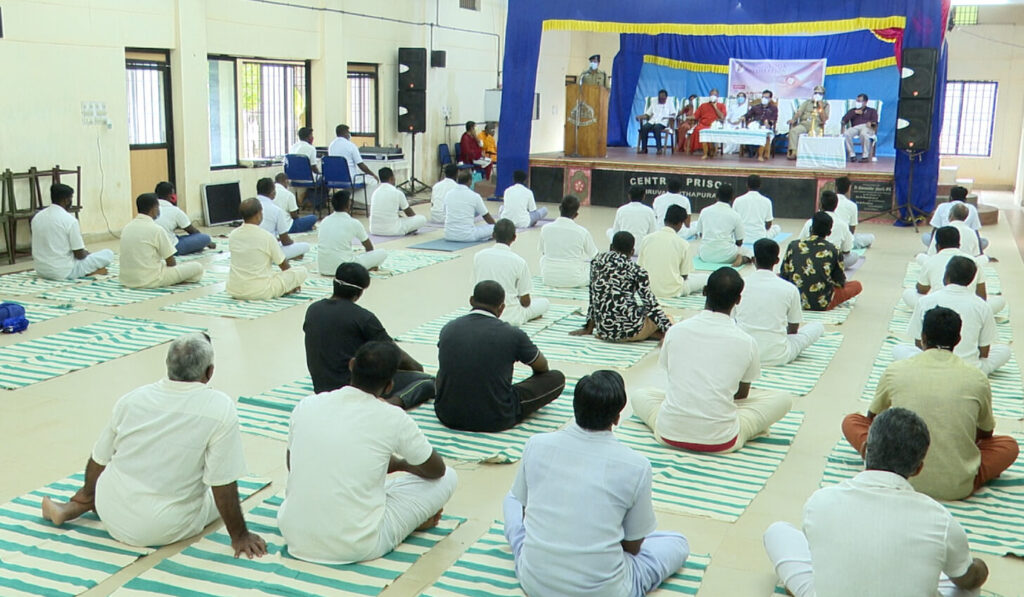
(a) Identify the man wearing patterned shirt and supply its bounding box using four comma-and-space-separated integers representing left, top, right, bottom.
780, 212, 862, 311
571, 232, 673, 342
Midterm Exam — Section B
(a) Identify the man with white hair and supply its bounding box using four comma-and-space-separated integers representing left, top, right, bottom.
41, 333, 266, 559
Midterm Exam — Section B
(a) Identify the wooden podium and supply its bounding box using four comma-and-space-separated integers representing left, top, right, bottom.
564, 84, 609, 157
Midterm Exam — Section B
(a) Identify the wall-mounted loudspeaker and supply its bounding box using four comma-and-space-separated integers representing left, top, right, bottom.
431, 50, 446, 68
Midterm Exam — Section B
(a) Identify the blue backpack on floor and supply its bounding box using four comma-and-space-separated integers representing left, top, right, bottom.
0, 302, 29, 333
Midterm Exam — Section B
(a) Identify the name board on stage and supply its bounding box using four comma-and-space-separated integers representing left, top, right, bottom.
851, 180, 895, 213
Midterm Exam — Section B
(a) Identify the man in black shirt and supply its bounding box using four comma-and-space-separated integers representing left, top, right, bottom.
303, 262, 434, 408
435, 280, 566, 432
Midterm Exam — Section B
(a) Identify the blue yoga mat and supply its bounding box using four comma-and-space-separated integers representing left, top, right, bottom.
743, 232, 792, 248
408, 238, 491, 252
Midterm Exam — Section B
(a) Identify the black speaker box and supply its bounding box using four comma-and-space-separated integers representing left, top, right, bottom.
398, 89, 426, 133
895, 98, 933, 152
900, 48, 937, 100
398, 47, 427, 91
431, 50, 446, 68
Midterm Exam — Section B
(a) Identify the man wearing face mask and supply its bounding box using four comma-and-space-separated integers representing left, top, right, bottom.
842, 94, 879, 162
691, 89, 727, 159
675, 95, 699, 153
579, 54, 609, 88
744, 90, 779, 161
722, 93, 748, 155
787, 85, 830, 160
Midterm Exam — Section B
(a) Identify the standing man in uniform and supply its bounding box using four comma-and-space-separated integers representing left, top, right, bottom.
579, 54, 609, 87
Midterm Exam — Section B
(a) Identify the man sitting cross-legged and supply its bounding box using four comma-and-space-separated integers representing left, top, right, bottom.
31, 183, 114, 280
538, 194, 599, 288
896, 256, 1011, 377
226, 198, 307, 300
256, 177, 311, 260
766, 408, 992, 597
430, 164, 458, 224
799, 190, 857, 269
904, 226, 1004, 314
607, 184, 658, 245
369, 167, 427, 237
154, 181, 215, 255
922, 185, 988, 252
271, 172, 318, 234
444, 171, 496, 242
735, 238, 824, 366
474, 219, 550, 326
638, 205, 708, 299
317, 190, 389, 274
844, 306, 1019, 501
119, 193, 205, 289
499, 169, 548, 228
652, 177, 691, 238
693, 184, 752, 267
632, 267, 793, 453
782, 212, 862, 311
42, 333, 267, 559
572, 232, 673, 343
920, 202, 984, 261
503, 370, 690, 597
304, 262, 434, 408
733, 174, 782, 243
834, 176, 874, 250
435, 281, 566, 432
278, 341, 457, 564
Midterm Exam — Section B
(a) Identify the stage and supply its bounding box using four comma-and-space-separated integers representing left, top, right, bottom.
528, 147, 896, 219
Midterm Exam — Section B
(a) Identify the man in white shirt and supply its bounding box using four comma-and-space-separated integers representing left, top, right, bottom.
903, 227, 1004, 313
41, 333, 267, 559
607, 185, 658, 246
369, 167, 427, 236
735, 239, 824, 366
923, 186, 987, 251
272, 173, 317, 234
652, 178, 692, 238
632, 268, 793, 452
920, 203, 982, 261
256, 178, 310, 260
119, 194, 204, 289
693, 184, 752, 266
638, 205, 707, 298
317, 190, 388, 274
538, 195, 599, 288
799, 190, 857, 269
288, 127, 320, 174
226, 198, 307, 300
279, 341, 457, 565
895, 256, 1010, 376
722, 93, 748, 155
504, 370, 690, 597
444, 171, 496, 242
327, 124, 380, 202
499, 170, 548, 228
154, 182, 213, 255
764, 408, 990, 597
834, 177, 874, 249
474, 219, 549, 326
636, 89, 676, 155
430, 164, 459, 224
31, 183, 114, 280
733, 174, 781, 242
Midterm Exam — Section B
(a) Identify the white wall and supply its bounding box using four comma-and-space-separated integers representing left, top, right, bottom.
0, 0, 506, 242
944, 6, 1024, 191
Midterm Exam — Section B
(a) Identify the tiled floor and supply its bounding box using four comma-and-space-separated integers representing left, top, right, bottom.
2, 192, 1023, 596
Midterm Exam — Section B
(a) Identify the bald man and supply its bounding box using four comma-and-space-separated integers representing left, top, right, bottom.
226, 198, 307, 300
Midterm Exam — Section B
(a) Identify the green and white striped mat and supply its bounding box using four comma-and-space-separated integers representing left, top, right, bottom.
0, 317, 204, 390
888, 305, 1013, 343
0, 271, 84, 297
113, 493, 463, 596
903, 261, 1002, 295
161, 280, 331, 319
860, 336, 1023, 419
821, 438, 1024, 557
614, 412, 804, 522
236, 375, 579, 464
38, 272, 226, 307
528, 276, 589, 302
802, 297, 856, 325
10, 301, 83, 325
531, 314, 661, 368
395, 304, 580, 346
754, 332, 844, 396
0, 474, 269, 597
422, 522, 710, 597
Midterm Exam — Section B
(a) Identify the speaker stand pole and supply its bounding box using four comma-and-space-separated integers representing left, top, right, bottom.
398, 132, 431, 196
882, 149, 927, 232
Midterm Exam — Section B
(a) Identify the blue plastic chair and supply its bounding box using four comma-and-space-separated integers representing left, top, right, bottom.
322, 156, 368, 212
447, 144, 474, 173
283, 154, 325, 213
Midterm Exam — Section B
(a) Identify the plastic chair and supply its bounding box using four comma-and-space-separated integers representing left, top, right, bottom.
322, 156, 367, 212
638, 96, 678, 154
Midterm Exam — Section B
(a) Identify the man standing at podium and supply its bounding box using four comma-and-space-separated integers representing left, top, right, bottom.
636, 90, 675, 155
579, 54, 608, 88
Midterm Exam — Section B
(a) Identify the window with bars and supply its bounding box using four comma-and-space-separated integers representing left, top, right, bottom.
952, 5, 979, 26
237, 59, 309, 160
939, 81, 997, 157
126, 62, 167, 146
459, 0, 480, 10
347, 64, 379, 146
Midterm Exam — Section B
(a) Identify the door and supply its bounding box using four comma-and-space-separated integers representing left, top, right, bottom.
126, 50, 174, 209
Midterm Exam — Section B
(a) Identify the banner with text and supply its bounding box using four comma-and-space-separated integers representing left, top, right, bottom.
728, 59, 826, 99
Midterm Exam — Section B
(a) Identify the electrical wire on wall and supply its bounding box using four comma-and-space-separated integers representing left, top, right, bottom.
95, 134, 120, 239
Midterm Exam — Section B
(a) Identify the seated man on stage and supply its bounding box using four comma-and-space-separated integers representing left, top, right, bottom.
744, 90, 778, 161
841, 94, 878, 163
690, 89, 727, 159
571, 232, 673, 343
226, 198, 308, 300
636, 89, 676, 155
674, 94, 699, 153
835, 176, 875, 250
119, 193, 205, 289
369, 167, 427, 237
539, 195, 599, 288
460, 121, 492, 179
722, 92, 748, 155
693, 184, 752, 267
479, 121, 498, 164
632, 267, 793, 454
444, 171, 496, 242
474, 219, 550, 327
733, 174, 781, 242
799, 190, 856, 269
787, 85, 829, 160
783, 212, 862, 311
42, 333, 267, 559
638, 205, 707, 299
